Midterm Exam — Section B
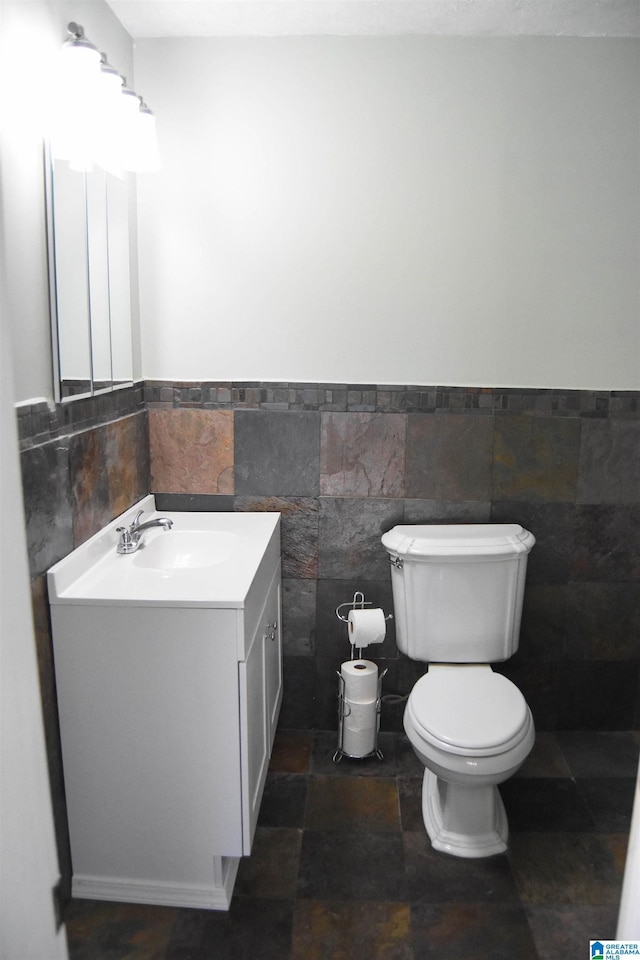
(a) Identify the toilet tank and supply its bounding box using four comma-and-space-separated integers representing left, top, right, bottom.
381, 524, 535, 662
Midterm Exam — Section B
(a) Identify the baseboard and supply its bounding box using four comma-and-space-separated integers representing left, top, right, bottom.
71, 858, 240, 911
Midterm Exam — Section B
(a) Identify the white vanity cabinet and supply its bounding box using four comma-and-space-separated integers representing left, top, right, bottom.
48, 503, 282, 910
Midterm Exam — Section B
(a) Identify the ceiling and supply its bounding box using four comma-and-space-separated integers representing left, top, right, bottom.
105, 0, 640, 39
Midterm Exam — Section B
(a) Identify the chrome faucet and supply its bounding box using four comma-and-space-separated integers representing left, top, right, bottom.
116, 509, 173, 554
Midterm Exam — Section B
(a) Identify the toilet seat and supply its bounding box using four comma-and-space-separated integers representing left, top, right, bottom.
406, 665, 531, 758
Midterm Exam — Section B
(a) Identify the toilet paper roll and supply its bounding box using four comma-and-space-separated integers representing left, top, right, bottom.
347, 608, 386, 649
341, 659, 379, 703
342, 698, 377, 757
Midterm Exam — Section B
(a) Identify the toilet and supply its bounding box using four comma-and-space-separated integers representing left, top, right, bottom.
381, 523, 536, 858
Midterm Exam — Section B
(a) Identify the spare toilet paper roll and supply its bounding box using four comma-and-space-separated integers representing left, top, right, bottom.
341, 659, 379, 704
342, 698, 377, 757
347, 608, 386, 649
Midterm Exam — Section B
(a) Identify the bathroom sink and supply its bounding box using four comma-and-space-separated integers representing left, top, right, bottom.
132, 530, 240, 571
47, 495, 280, 607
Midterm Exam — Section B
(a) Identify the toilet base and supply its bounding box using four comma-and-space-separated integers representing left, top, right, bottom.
422, 769, 509, 859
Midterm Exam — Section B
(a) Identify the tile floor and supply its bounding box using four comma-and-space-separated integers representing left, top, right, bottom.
65, 728, 640, 960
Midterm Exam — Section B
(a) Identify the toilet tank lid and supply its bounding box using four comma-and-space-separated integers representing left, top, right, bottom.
382, 523, 535, 558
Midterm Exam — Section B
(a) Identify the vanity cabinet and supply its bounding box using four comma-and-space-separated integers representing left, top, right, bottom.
48, 504, 282, 910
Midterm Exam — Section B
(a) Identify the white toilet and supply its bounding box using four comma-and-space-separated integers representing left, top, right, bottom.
381, 523, 536, 859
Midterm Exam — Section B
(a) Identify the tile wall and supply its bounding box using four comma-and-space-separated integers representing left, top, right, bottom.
143, 382, 640, 736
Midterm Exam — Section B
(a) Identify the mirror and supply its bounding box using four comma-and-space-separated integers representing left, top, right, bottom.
45, 147, 133, 401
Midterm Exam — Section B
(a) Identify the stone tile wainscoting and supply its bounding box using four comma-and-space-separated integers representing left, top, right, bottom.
143, 382, 640, 736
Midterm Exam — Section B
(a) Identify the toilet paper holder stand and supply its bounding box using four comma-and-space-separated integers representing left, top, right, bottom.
333, 667, 388, 763
333, 591, 391, 763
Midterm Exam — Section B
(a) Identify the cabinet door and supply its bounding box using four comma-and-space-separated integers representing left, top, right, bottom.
238, 568, 284, 854
264, 578, 283, 753
239, 620, 268, 854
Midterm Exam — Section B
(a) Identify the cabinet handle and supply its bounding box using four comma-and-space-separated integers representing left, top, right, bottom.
267, 621, 278, 630
266, 632, 276, 642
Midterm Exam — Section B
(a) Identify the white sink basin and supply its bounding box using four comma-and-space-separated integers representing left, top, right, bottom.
132, 530, 240, 571
47, 495, 280, 607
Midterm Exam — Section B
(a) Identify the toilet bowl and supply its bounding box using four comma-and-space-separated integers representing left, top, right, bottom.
404, 664, 535, 858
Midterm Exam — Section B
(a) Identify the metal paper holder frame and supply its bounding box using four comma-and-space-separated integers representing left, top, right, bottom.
332, 667, 388, 763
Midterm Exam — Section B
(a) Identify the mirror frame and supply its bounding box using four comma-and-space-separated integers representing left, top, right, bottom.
44, 140, 134, 403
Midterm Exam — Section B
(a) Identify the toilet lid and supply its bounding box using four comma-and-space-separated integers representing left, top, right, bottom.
408, 667, 529, 752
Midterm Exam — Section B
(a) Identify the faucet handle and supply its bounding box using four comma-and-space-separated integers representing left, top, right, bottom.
116, 527, 140, 553
132, 509, 144, 527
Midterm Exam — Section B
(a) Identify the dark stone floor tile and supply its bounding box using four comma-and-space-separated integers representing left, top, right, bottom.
269, 730, 312, 774
509, 833, 625, 906
398, 777, 423, 833
525, 904, 619, 959
500, 777, 596, 832
292, 900, 413, 960
577, 778, 637, 833
395, 734, 423, 777
165, 899, 294, 960
298, 830, 408, 901
411, 902, 538, 960
312, 729, 397, 776
556, 731, 640, 778
258, 774, 308, 828
305, 776, 400, 831
235, 827, 302, 899
403, 832, 520, 904
66, 899, 176, 960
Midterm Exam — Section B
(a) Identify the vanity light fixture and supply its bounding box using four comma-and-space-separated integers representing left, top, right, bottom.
51, 22, 160, 174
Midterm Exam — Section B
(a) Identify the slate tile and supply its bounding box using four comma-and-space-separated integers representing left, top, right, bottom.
492, 415, 580, 502
578, 419, 640, 504
149, 408, 233, 494
573, 504, 640, 581
405, 413, 494, 501
298, 830, 408, 901
411, 902, 538, 960
509, 833, 624, 906
318, 498, 403, 580
165, 899, 294, 960
234, 411, 320, 496
21, 439, 73, 577
403, 831, 520, 904
525, 904, 619, 959
320, 412, 406, 498
292, 900, 412, 960
556, 731, 640, 778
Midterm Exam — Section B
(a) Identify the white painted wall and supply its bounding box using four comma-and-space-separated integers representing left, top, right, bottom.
0, 182, 68, 960
0, 0, 139, 404
135, 36, 639, 389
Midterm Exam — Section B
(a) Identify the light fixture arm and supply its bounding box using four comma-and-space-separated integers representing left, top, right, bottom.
64, 21, 99, 55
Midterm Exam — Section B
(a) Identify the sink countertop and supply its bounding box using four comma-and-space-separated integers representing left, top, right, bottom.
48, 496, 280, 608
